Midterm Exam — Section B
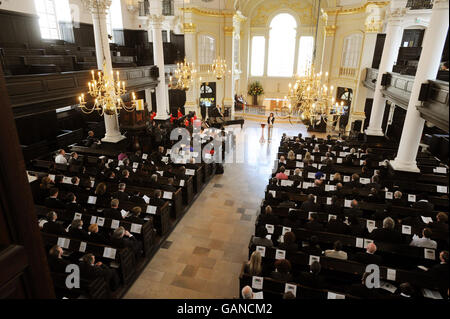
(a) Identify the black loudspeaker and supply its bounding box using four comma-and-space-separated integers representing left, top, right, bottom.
418, 83, 430, 101
150, 65, 159, 79
380, 73, 391, 86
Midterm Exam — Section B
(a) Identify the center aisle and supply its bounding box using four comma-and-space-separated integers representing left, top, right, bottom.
125, 122, 324, 298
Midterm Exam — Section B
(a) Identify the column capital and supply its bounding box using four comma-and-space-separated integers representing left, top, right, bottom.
148, 14, 165, 29
82, 0, 112, 15
365, 18, 383, 33
183, 23, 197, 34
433, 0, 449, 9
324, 25, 336, 37
387, 7, 406, 25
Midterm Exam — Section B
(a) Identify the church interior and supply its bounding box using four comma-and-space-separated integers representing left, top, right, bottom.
0, 0, 448, 302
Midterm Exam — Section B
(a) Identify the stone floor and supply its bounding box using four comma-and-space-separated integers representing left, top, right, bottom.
124, 121, 326, 299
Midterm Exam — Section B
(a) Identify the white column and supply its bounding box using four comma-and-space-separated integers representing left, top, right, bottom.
145, 88, 153, 113
390, 0, 449, 172
149, 14, 170, 120
223, 26, 234, 113
365, 10, 404, 136
84, 0, 125, 143
183, 25, 198, 114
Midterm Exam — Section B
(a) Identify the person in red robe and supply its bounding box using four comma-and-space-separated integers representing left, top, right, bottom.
177, 108, 183, 119
150, 112, 157, 121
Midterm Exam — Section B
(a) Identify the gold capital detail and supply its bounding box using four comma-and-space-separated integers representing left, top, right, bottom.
325, 25, 336, 36
183, 23, 197, 34
224, 26, 234, 37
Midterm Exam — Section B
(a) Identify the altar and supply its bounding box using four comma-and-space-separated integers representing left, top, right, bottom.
262, 98, 288, 111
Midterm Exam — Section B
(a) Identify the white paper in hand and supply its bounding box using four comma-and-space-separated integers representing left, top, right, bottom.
120, 210, 128, 218
275, 249, 286, 260
130, 223, 142, 234
437, 185, 448, 193
97, 217, 105, 227
355, 237, 364, 248
252, 276, 263, 290
327, 292, 345, 299
111, 219, 120, 229
143, 195, 150, 204
309, 255, 320, 265
265, 224, 274, 234
87, 196, 97, 204
282, 226, 292, 236
424, 248, 435, 260
79, 241, 87, 253
179, 180, 185, 187
344, 199, 351, 208
385, 192, 393, 199
57, 237, 70, 249
185, 169, 195, 176
74, 212, 82, 220
253, 291, 264, 299
402, 225, 412, 235
142, 153, 148, 160
343, 175, 350, 182
256, 246, 266, 257
408, 194, 416, 202
285, 283, 297, 297
337, 157, 343, 164
364, 239, 374, 248
296, 154, 302, 160
296, 161, 304, 168
268, 190, 276, 198
146, 205, 157, 215
421, 216, 433, 224
103, 247, 117, 259
163, 191, 173, 200
387, 268, 396, 281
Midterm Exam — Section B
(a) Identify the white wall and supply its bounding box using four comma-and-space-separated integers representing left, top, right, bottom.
0, 0, 37, 14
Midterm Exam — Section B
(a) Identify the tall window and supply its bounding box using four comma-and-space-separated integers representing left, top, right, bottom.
198, 35, 216, 65
162, 0, 174, 16
297, 36, 314, 76
267, 13, 297, 77
341, 33, 363, 68
250, 36, 265, 76
34, 0, 59, 39
106, 0, 123, 43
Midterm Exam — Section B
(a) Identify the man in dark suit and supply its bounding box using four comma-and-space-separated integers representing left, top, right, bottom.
309, 179, 325, 197
65, 192, 82, 212
68, 219, 90, 240
297, 261, 325, 289
48, 245, 71, 273
104, 199, 123, 220
344, 199, 363, 218
161, 178, 177, 192
327, 214, 349, 234
149, 190, 166, 206
112, 183, 130, 203
111, 226, 142, 257
349, 272, 383, 298
353, 243, 382, 265
42, 211, 67, 235
45, 188, 66, 209
79, 253, 120, 291
370, 217, 404, 244
427, 250, 449, 295
305, 213, 324, 231
129, 190, 147, 206
412, 194, 434, 213
258, 205, 280, 226
301, 194, 319, 213
270, 259, 293, 282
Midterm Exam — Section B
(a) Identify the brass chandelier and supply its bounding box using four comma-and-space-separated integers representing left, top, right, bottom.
169, 0, 197, 90
286, 0, 345, 127
209, 0, 228, 80
79, 62, 139, 115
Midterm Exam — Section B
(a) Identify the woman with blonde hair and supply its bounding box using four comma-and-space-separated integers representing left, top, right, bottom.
245, 251, 262, 276
303, 151, 312, 163
287, 150, 295, 161
333, 172, 342, 184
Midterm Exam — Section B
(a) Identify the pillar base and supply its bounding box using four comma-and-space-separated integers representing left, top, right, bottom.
101, 134, 126, 143
154, 114, 170, 120
389, 159, 420, 173
364, 127, 384, 136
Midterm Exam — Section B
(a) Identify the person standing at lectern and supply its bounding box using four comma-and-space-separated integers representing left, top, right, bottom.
267, 113, 275, 141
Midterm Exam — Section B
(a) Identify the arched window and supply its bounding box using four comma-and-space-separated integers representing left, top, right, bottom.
250, 36, 265, 76
34, 0, 72, 40
267, 13, 297, 77
297, 36, 314, 76
341, 33, 363, 68
198, 35, 216, 65
106, 0, 123, 44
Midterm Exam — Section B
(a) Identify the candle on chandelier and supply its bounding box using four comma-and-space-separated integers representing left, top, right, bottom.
91, 70, 95, 81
